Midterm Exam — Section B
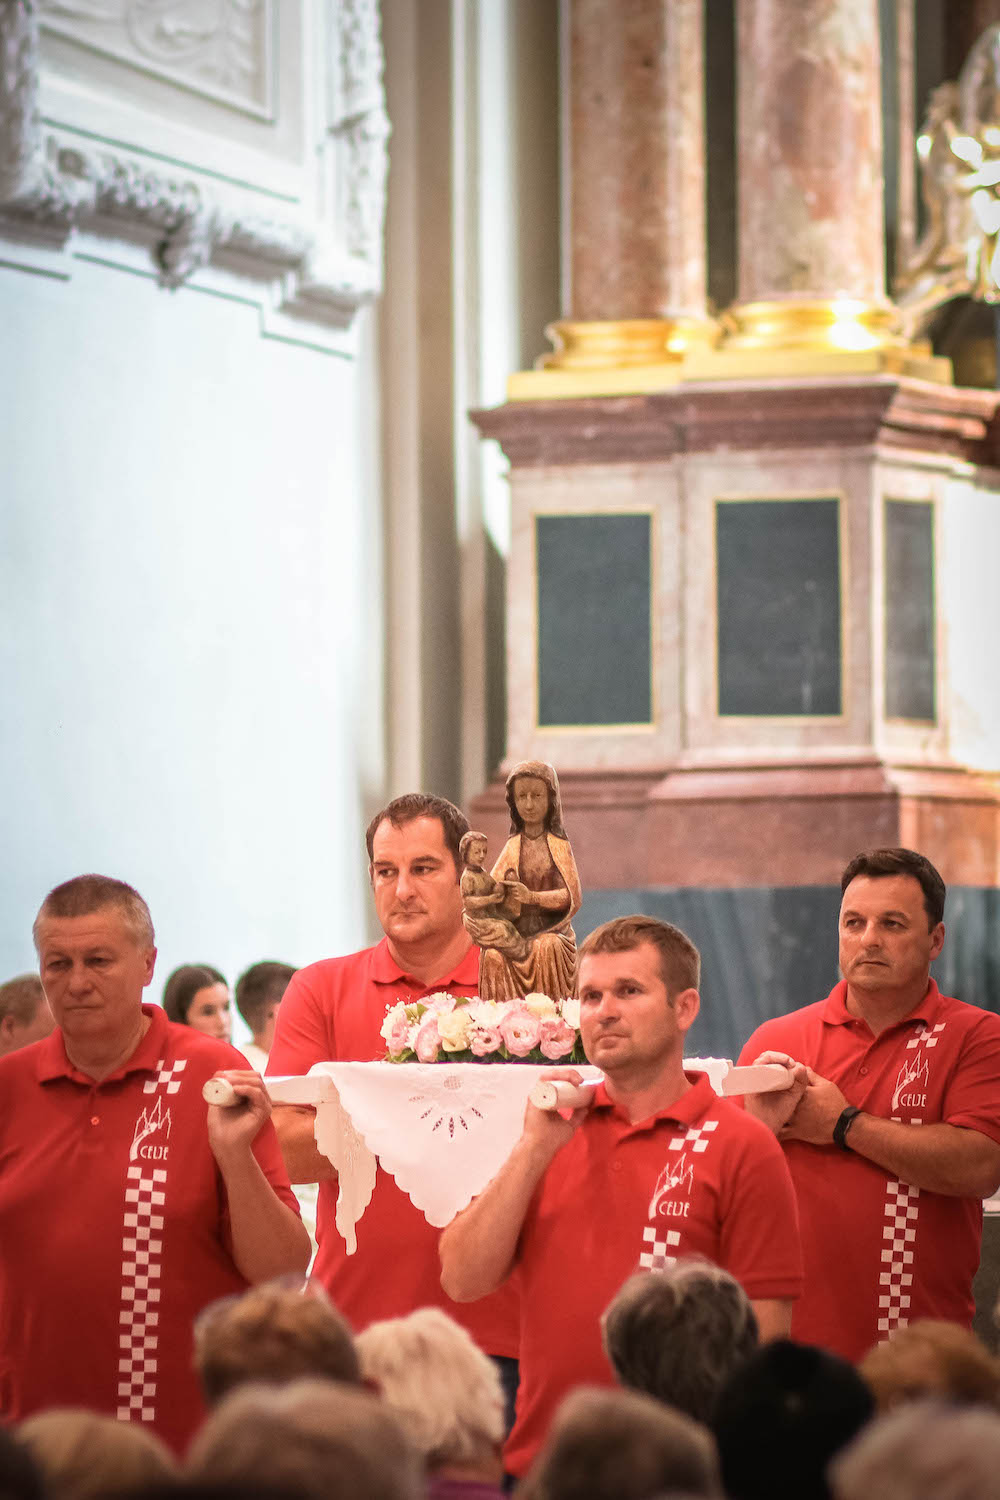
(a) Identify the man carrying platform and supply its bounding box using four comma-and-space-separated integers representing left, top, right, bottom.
740, 846, 1000, 1361
267, 794, 518, 1387
0, 874, 308, 1451
439, 913, 802, 1481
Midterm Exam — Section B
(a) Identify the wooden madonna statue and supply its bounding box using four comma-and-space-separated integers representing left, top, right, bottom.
461, 760, 581, 1001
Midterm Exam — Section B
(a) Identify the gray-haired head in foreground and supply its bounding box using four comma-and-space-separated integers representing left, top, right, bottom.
356, 1307, 503, 1475
602, 1259, 759, 1423
830, 1399, 1000, 1500
187, 1378, 422, 1500
33, 874, 154, 950
517, 1386, 721, 1500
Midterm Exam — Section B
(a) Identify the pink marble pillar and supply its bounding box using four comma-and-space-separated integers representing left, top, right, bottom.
735, 0, 888, 308
565, 0, 707, 323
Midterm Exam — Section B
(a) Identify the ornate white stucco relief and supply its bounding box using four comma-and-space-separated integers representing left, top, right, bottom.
0, 0, 389, 336
39, 0, 275, 119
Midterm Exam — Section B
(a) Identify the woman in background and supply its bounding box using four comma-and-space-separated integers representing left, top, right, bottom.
162, 963, 231, 1042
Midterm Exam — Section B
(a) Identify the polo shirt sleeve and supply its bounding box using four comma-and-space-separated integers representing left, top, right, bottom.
266, 966, 335, 1076
717, 1114, 804, 1301
941, 1009, 1000, 1147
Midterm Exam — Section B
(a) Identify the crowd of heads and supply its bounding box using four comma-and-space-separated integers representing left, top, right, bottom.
6, 1267, 1000, 1500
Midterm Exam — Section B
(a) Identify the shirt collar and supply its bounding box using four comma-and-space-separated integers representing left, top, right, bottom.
35, 1002, 170, 1085
370, 935, 480, 992
592, 1068, 720, 1130
823, 977, 941, 1030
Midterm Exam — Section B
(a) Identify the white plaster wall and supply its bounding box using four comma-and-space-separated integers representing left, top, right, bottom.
0, 252, 384, 996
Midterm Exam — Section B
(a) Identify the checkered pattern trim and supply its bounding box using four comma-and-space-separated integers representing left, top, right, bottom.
905, 1021, 945, 1051
639, 1224, 681, 1270
875, 1021, 944, 1339
667, 1120, 719, 1153
878, 1180, 918, 1335
116, 1059, 182, 1422
143, 1059, 187, 1095
117, 1166, 164, 1420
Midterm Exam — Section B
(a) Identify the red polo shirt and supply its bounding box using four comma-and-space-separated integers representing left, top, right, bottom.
504, 1072, 802, 1477
739, 980, 1000, 1359
0, 1004, 298, 1453
267, 938, 518, 1355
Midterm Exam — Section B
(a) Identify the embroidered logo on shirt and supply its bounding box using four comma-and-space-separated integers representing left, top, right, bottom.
639, 1117, 720, 1268
130, 1097, 172, 1163
892, 1054, 930, 1114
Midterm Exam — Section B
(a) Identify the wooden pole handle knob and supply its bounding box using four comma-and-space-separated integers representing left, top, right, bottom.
529, 1080, 594, 1111
202, 1077, 241, 1107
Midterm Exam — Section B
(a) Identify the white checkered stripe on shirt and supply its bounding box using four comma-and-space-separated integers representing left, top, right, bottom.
639, 1224, 682, 1270
667, 1120, 719, 1153
117, 1166, 165, 1421
905, 1022, 945, 1052
879, 1180, 918, 1334
143, 1059, 187, 1094
876, 1019, 945, 1338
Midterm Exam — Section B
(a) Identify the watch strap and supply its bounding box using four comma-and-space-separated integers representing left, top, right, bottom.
833, 1105, 863, 1151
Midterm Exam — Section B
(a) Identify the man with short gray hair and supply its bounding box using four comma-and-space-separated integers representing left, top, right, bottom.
0, 873, 309, 1452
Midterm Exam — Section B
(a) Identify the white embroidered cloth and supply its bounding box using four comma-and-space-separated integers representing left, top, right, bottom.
267, 1056, 753, 1252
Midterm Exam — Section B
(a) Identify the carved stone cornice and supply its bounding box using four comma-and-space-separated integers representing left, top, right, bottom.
471, 377, 1000, 468
0, 0, 389, 326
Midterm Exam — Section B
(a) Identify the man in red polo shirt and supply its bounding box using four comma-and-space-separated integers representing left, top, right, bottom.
739, 846, 1000, 1362
0, 874, 309, 1453
440, 914, 802, 1480
267, 794, 518, 1380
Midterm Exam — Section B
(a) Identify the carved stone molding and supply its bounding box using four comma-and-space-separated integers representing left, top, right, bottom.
0, 0, 389, 328
39, 0, 276, 119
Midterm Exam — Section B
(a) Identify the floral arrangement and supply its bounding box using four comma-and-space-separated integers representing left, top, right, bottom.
381, 992, 585, 1064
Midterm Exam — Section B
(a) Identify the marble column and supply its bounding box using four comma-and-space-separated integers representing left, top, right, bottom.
724, 0, 902, 351
544, 0, 715, 368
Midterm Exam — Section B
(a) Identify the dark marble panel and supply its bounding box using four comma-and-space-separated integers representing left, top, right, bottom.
716, 498, 841, 717
536, 513, 652, 727
885, 499, 935, 721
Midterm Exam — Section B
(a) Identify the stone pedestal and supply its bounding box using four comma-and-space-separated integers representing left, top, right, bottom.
470, 377, 1000, 1053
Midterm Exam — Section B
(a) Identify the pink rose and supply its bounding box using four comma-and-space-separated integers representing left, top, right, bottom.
499, 1005, 541, 1057
470, 1025, 503, 1057
414, 1015, 442, 1062
387, 1015, 411, 1056
539, 1017, 576, 1061
425, 991, 456, 1014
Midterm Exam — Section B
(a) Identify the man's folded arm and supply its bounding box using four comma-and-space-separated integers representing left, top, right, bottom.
441, 1112, 575, 1301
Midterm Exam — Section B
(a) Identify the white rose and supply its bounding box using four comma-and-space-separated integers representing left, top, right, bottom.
524, 993, 558, 1019
559, 998, 581, 1029
466, 998, 499, 1027
380, 1002, 409, 1043
437, 1008, 473, 1052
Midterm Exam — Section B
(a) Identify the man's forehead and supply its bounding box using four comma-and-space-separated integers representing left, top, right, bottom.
579, 942, 660, 984
370, 815, 449, 860
36, 908, 137, 949
840, 873, 925, 914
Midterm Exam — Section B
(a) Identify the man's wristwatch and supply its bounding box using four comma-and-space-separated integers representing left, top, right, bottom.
833, 1105, 863, 1151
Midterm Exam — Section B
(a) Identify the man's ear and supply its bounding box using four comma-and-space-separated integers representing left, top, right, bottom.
929, 921, 945, 962
0, 1013, 15, 1043
674, 988, 700, 1034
